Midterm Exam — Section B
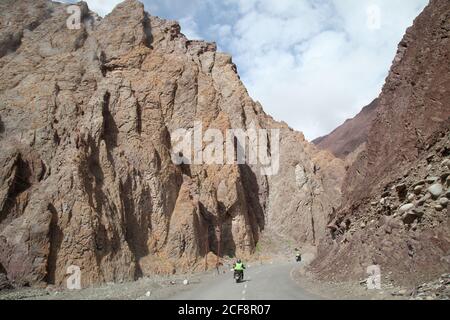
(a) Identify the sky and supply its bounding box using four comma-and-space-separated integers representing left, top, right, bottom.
61, 0, 429, 140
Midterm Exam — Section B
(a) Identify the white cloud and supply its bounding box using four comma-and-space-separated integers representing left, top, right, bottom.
209, 24, 232, 41
179, 16, 202, 40
59, 0, 123, 16
223, 0, 428, 140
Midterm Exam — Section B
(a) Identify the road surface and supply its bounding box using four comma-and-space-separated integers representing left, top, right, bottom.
170, 262, 320, 300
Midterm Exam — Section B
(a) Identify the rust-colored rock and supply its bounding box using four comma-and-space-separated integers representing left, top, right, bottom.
311, 0, 450, 286
313, 99, 379, 161
0, 0, 344, 287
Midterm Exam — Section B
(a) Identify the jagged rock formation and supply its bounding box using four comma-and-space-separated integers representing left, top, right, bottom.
311, 0, 450, 286
0, 0, 343, 287
313, 99, 379, 161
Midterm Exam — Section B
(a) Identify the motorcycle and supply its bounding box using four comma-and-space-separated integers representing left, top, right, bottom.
234, 270, 244, 283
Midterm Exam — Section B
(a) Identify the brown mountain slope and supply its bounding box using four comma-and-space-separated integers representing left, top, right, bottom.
312, 99, 379, 159
311, 0, 450, 286
0, 0, 344, 287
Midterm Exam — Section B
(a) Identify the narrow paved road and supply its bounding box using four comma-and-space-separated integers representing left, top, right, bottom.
170, 262, 320, 300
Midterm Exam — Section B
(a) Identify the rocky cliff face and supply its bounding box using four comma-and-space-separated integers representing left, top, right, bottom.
313, 99, 379, 161
0, 0, 343, 287
311, 0, 450, 286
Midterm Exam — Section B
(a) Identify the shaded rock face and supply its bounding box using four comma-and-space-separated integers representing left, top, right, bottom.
311, 0, 450, 286
0, 0, 343, 287
313, 99, 379, 161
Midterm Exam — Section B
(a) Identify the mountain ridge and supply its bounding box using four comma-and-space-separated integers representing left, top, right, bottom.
312, 98, 379, 160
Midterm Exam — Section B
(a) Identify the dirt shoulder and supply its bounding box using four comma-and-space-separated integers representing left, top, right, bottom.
292, 264, 450, 300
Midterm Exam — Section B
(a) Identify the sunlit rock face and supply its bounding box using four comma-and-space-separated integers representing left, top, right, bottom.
0, 0, 343, 287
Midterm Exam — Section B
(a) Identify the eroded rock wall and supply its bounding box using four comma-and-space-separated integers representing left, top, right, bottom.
0, 0, 344, 287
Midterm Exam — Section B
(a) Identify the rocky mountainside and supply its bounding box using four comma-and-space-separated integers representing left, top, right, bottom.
313, 99, 379, 161
311, 0, 450, 286
0, 0, 344, 287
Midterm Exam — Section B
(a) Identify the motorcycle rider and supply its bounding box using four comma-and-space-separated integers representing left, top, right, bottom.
295, 249, 301, 262
233, 259, 245, 280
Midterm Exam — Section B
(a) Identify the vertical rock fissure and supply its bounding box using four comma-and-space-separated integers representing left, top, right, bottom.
45, 203, 62, 285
